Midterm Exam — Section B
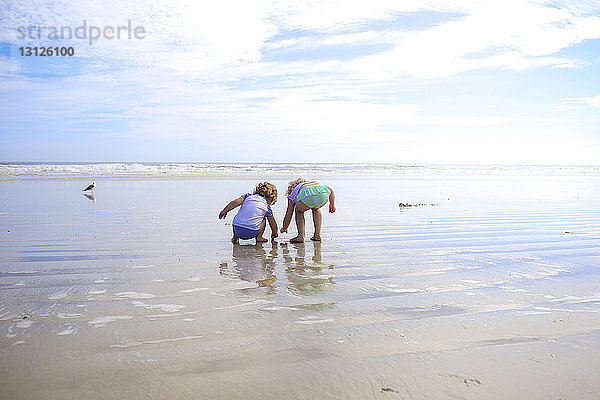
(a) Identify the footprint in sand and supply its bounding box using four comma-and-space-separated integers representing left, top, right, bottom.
444, 373, 481, 387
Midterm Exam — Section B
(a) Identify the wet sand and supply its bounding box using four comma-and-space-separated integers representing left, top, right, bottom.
1, 175, 600, 399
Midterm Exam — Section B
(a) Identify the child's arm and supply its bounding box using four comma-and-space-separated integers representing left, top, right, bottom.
219, 196, 244, 219
327, 187, 336, 213
280, 198, 295, 233
267, 215, 278, 239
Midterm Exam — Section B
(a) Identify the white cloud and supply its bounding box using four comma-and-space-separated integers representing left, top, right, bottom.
2, 0, 600, 164
319, 0, 600, 79
559, 95, 600, 110
0, 55, 21, 75
3, 0, 599, 79
556, 104, 578, 111
586, 95, 600, 108
270, 0, 436, 32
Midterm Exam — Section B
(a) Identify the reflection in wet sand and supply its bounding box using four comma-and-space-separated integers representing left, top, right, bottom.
218, 242, 335, 297
220, 243, 278, 294
282, 242, 335, 297
82, 193, 96, 202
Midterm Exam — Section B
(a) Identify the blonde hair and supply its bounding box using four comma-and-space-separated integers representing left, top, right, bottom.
286, 178, 308, 196
254, 182, 278, 205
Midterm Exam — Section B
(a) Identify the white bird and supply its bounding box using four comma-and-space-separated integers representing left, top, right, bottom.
83, 182, 96, 192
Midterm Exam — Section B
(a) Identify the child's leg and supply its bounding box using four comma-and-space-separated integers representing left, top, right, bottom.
231, 233, 240, 244
256, 218, 268, 243
291, 201, 309, 242
310, 208, 322, 241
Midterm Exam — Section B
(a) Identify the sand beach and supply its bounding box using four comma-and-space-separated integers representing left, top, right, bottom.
0, 164, 599, 399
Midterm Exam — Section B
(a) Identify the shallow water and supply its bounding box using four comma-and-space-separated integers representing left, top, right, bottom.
1, 174, 599, 399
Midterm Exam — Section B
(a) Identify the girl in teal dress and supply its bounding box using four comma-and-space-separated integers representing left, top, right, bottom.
280, 178, 336, 243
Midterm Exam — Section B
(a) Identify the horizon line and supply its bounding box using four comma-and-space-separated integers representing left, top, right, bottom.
1, 161, 599, 167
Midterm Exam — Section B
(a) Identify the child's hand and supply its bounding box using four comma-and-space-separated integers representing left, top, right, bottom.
218, 210, 227, 219
280, 227, 287, 233
329, 205, 336, 213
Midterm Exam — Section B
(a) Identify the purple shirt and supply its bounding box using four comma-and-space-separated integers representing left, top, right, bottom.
232, 193, 273, 230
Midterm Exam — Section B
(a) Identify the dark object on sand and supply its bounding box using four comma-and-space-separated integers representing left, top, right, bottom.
83, 182, 96, 191
398, 202, 438, 207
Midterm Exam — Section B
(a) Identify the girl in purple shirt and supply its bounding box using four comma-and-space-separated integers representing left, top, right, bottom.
219, 182, 278, 244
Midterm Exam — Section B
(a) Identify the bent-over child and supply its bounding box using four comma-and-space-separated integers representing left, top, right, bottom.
219, 182, 278, 244
280, 178, 335, 243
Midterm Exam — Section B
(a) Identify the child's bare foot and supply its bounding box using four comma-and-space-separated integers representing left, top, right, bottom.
256, 236, 268, 243
290, 236, 304, 243
310, 235, 321, 241
231, 237, 239, 244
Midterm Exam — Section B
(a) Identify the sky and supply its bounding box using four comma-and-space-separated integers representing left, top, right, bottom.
0, 0, 599, 164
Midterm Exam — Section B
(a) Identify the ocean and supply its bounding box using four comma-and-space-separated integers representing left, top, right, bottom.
1, 162, 599, 177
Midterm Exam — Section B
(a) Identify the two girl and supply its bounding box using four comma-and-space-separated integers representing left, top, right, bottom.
219, 179, 335, 243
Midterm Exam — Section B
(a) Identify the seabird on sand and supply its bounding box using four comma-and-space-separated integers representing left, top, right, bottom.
83, 182, 96, 192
